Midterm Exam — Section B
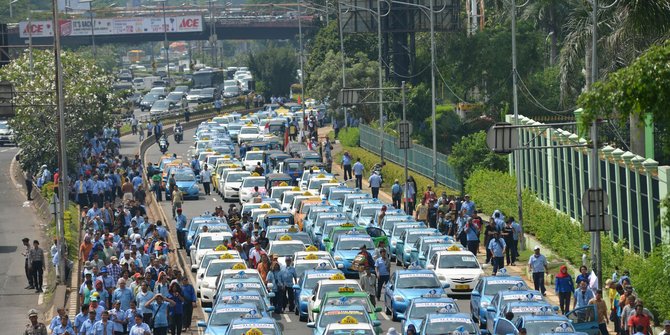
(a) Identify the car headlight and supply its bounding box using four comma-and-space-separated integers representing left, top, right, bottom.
394, 295, 405, 302
190, 185, 198, 191
334, 256, 343, 261
391, 240, 397, 246
439, 275, 448, 282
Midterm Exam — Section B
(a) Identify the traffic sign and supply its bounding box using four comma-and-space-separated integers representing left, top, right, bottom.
397, 121, 412, 149
581, 188, 610, 231
486, 122, 519, 154
338, 90, 359, 107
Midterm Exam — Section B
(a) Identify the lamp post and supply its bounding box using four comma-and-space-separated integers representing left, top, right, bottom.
297, 0, 305, 115
10, 0, 18, 19
79, 0, 96, 59
208, 0, 217, 66
155, 0, 170, 82
337, 0, 347, 127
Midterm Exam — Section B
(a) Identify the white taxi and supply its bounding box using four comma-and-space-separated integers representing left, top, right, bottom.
237, 125, 261, 145
221, 170, 251, 202
427, 249, 485, 295
189, 232, 234, 267
267, 237, 306, 268
308, 274, 363, 322
238, 175, 267, 203
243, 150, 265, 171
199, 255, 247, 306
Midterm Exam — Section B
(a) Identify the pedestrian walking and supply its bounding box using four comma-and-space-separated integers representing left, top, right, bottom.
180, 277, 196, 332
342, 152, 353, 181
404, 178, 415, 215
200, 165, 212, 196
28, 240, 45, 293
22, 237, 34, 289
487, 231, 506, 275
368, 171, 382, 199
25, 172, 34, 201
51, 314, 73, 335
168, 282, 185, 335
353, 158, 364, 189
391, 179, 402, 209
555, 265, 575, 314
360, 267, 377, 306
659, 320, 670, 335
266, 261, 285, 313
281, 257, 297, 312
465, 218, 481, 255
171, 188, 183, 219
24, 309, 47, 335
144, 294, 176, 335
374, 249, 390, 300
528, 245, 548, 295
574, 280, 595, 309
589, 289, 609, 335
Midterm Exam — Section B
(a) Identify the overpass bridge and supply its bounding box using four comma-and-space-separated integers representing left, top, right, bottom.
5, 5, 319, 47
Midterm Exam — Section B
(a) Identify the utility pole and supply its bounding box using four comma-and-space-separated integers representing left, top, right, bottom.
377, 0, 384, 162
337, 0, 348, 127
510, 0, 525, 249
51, 0, 69, 285
429, 0, 437, 186
298, 0, 306, 116
401, 81, 409, 213
589, 0, 602, 290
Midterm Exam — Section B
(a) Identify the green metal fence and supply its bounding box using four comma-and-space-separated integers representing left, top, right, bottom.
508, 115, 670, 253
358, 124, 461, 190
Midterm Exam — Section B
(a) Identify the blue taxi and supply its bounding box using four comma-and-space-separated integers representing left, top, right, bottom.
197, 302, 262, 335
408, 235, 454, 268
306, 212, 346, 240
307, 304, 380, 335
331, 234, 375, 277
395, 228, 440, 267
326, 187, 359, 208
419, 307, 481, 335
224, 310, 281, 335
293, 267, 344, 322
388, 222, 425, 261
485, 289, 544, 333
212, 288, 274, 314
383, 267, 449, 321
470, 271, 527, 325
215, 273, 273, 308
170, 166, 200, 199
397, 294, 458, 334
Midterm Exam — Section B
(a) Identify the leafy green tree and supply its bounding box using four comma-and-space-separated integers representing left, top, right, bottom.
0, 50, 120, 172
74, 45, 120, 73
578, 40, 670, 161
448, 131, 509, 192
247, 46, 298, 97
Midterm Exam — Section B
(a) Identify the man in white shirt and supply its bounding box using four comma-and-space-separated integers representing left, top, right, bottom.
200, 164, 212, 196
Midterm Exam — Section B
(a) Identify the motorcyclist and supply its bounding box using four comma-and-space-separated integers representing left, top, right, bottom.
174, 122, 183, 143
159, 134, 170, 153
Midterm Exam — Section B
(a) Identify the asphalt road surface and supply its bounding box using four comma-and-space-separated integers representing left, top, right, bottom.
0, 145, 45, 333
143, 125, 474, 335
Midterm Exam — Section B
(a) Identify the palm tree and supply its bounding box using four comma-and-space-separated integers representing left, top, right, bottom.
521, 0, 573, 65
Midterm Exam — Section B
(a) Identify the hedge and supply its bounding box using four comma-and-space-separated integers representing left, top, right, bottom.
466, 169, 670, 320
337, 127, 360, 147
48, 204, 80, 262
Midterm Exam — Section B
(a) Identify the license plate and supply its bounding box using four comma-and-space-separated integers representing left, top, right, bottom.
455, 284, 469, 290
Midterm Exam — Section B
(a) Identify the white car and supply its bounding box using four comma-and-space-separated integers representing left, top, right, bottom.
221, 171, 251, 202
308, 277, 362, 322
293, 251, 339, 276
189, 232, 233, 267
322, 322, 376, 335
198, 257, 247, 306
267, 240, 306, 268
238, 176, 267, 203
237, 126, 260, 145
427, 250, 485, 295
191, 250, 231, 272
243, 150, 265, 171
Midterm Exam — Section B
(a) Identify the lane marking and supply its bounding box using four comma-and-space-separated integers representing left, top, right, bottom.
1, 149, 7, 152
282, 313, 291, 323
38, 293, 44, 305
212, 197, 217, 202
379, 311, 390, 320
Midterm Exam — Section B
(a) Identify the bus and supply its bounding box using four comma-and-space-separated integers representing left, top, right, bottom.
127, 50, 145, 63
192, 68, 225, 90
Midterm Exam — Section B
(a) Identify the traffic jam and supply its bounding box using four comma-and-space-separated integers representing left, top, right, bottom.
149, 104, 599, 335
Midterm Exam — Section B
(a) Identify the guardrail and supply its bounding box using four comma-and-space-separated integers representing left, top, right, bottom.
129, 98, 246, 123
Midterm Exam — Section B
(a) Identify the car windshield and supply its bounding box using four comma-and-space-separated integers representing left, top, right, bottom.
270, 243, 305, 256
336, 239, 374, 251
319, 284, 359, 300
325, 330, 373, 335
199, 254, 222, 269
199, 236, 226, 249
242, 178, 265, 188
424, 320, 477, 335
175, 172, 195, 181
409, 302, 459, 319
392, 226, 418, 238
228, 124, 242, 131
324, 297, 371, 312
246, 152, 263, 160
202, 88, 215, 94
329, 191, 350, 201
189, 89, 202, 95
439, 254, 480, 269
241, 128, 259, 134
282, 193, 297, 205
287, 162, 302, 170
166, 93, 182, 100
206, 262, 240, 276
396, 274, 441, 289
407, 233, 428, 244
209, 308, 252, 326
318, 311, 368, 328
484, 281, 527, 296
0, 123, 8, 130
295, 263, 331, 278
227, 173, 249, 182
523, 320, 574, 334
360, 207, 381, 217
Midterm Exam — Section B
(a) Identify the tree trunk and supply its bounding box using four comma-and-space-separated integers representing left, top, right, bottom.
584, 44, 592, 91
629, 113, 646, 156
549, 7, 558, 65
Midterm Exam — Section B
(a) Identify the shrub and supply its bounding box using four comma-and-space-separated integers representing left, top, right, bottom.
49, 204, 79, 262
466, 168, 670, 320
337, 127, 360, 147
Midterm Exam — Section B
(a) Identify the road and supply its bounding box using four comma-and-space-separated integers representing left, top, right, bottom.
142, 125, 475, 334
0, 145, 45, 333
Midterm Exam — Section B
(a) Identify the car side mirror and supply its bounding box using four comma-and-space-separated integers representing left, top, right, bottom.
268, 292, 275, 298
197, 320, 207, 328
203, 308, 212, 314
307, 322, 316, 328
373, 320, 381, 327
419, 255, 426, 261
486, 307, 496, 313
396, 313, 405, 320
312, 307, 320, 313
471, 291, 481, 297
426, 264, 435, 270
442, 283, 450, 289
293, 284, 301, 290
374, 306, 382, 313
411, 247, 418, 252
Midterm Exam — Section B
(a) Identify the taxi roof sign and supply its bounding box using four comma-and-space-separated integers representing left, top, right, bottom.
447, 245, 461, 251
279, 182, 289, 187
279, 235, 293, 241
554, 322, 573, 333
251, 172, 261, 176
242, 310, 262, 320
292, 187, 301, 191
287, 226, 298, 232
510, 282, 526, 290
421, 289, 442, 298
452, 326, 468, 335
260, 203, 271, 209
495, 268, 509, 276
232, 271, 247, 279
338, 287, 355, 293
305, 253, 318, 260
339, 316, 358, 324
533, 306, 554, 316
437, 304, 457, 314
330, 273, 346, 280
220, 253, 234, 259
314, 262, 331, 270
232, 263, 247, 270
306, 245, 319, 252
215, 245, 229, 251
340, 223, 355, 228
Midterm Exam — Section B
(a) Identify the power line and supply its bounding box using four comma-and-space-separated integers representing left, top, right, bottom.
514, 69, 576, 115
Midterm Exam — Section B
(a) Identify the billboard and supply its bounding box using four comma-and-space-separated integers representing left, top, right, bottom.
18, 16, 203, 38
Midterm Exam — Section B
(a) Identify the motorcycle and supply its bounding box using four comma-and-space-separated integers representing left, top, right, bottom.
159, 137, 169, 154
174, 126, 183, 144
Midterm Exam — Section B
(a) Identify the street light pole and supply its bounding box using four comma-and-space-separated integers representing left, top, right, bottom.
89, 2, 96, 59
377, 0, 384, 162
337, 0, 347, 127
510, 0, 525, 249
429, 0, 437, 186
589, 0, 602, 290
297, 0, 306, 116
50, 0, 69, 285
157, 0, 170, 82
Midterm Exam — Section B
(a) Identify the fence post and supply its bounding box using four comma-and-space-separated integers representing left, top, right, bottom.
611, 148, 624, 240
631, 155, 646, 253
658, 166, 670, 244
642, 159, 658, 251
601, 146, 615, 240
621, 151, 636, 250
546, 128, 556, 207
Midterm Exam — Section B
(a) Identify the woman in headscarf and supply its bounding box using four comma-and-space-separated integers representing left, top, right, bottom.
168, 280, 185, 335
257, 254, 271, 285
555, 265, 575, 314
94, 279, 110, 309
155, 271, 170, 296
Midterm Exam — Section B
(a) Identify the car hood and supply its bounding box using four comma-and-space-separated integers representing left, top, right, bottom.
334, 250, 359, 260
397, 288, 445, 300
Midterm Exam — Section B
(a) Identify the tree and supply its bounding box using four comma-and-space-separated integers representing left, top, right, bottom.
578, 40, 670, 161
448, 131, 509, 192
248, 46, 298, 97
0, 50, 121, 173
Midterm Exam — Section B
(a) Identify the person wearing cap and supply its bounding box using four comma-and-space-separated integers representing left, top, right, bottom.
659, 320, 670, 335
22, 237, 34, 290
107, 256, 122, 284
581, 244, 590, 267
528, 245, 548, 295
144, 293, 176, 334
461, 194, 476, 217
90, 296, 105, 321
28, 240, 45, 293
51, 314, 74, 335
93, 279, 110, 309
386, 327, 399, 335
